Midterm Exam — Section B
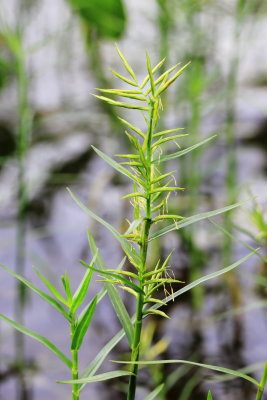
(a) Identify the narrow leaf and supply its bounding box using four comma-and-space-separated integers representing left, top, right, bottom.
157, 62, 191, 95
70, 269, 93, 314
118, 117, 145, 139
153, 135, 216, 164
153, 215, 184, 222
143, 309, 170, 319
79, 328, 126, 390
145, 383, 164, 400
116, 44, 137, 82
71, 295, 98, 350
146, 52, 155, 95
152, 134, 188, 149
124, 218, 144, 235
70, 250, 99, 314
96, 89, 145, 101
145, 63, 181, 96
92, 146, 144, 186
151, 171, 175, 184
33, 266, 68, 306
61, 272, 72, 304
80, 261, 144, 295
68, 189, 141, 268
0, 265, 70, 321
207, 391, 213, 400
149, 187, 184, 195
150, 201, 246, 241
92, 94, 149, 111
110, 69, 138, 86
87, 231, 134, 347
57, 370, 133, 384
140, 57, 166, 88
112, 360, 259, 387
151, 250, 258, 310
153, 128, 185, 138
0, 315, 72, 368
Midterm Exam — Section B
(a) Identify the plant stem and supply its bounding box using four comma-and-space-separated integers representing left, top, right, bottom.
127, 104, 155, 400
71, 321, 79, 400
14, 37, 32, 400
255, 363, 267, 400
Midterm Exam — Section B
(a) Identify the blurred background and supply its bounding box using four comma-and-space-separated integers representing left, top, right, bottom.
0, 0, 267, 399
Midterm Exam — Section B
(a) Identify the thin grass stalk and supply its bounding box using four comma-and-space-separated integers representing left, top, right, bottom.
14, 36, 32, 400
127, 103, 155, 400
177, 4, 207, 310
255, 363, 267, 400
223, 2, 243, 308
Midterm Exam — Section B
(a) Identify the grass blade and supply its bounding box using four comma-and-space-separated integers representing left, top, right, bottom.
57, 370, 133, 384
115, 44, 137, 82
67, 189, 141, 268
0, 314, 72, 368
33, 266, 68, 306
207, 391, 213, 400
61, 272, 72, 304
153, 135, 216, 164
79, 328, 126, 391
70, 268, 93, 314
112, 360, 259, 387
110, 69, 139, 87
144, 383, 164, 400
0, 265, 70, 321
150, 201, 245, 241
151, 250, 258, 310
71, 295, 98, 350
87, 231, 134, 347
80, 261, 144, 295
92, 146, 144, 186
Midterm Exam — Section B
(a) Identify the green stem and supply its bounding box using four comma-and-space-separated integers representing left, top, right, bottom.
255, 363, 267, 400
127, 104, 155, 400
13, 37, 32, 400
71, 321, 79, 400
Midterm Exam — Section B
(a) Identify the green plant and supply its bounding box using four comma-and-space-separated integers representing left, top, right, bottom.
0, 46, 266, 400
0, 14, 33, 397
0, 256, 132, 400
70, 47, 263, 399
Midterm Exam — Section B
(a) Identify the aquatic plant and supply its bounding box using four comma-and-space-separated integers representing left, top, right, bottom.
71, 47, 264, 399
0, 46, 266, 400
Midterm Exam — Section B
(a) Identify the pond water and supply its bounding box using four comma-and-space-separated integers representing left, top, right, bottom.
0, 1, 267, 399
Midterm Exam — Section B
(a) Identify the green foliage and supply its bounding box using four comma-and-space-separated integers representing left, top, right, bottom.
57, 370, 133, 384
67, 0, 126, 39
207, 391, 213, 400
113, 359, 260, 387
144, 383, 164, 400
0, 254, 127, 399
0, 314, 72, 368
81, 46, 260, 400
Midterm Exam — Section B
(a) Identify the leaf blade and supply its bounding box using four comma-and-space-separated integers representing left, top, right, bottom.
150, 201, 246, 241
145, 384, 164, 400
112, 360, 259, 387
71, 295, 98, 350
57, 370, 133, 384
0, 265, 70, 321
67, 189, 141, 268
87, 231, 134, 347
0, 314, 72, 368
